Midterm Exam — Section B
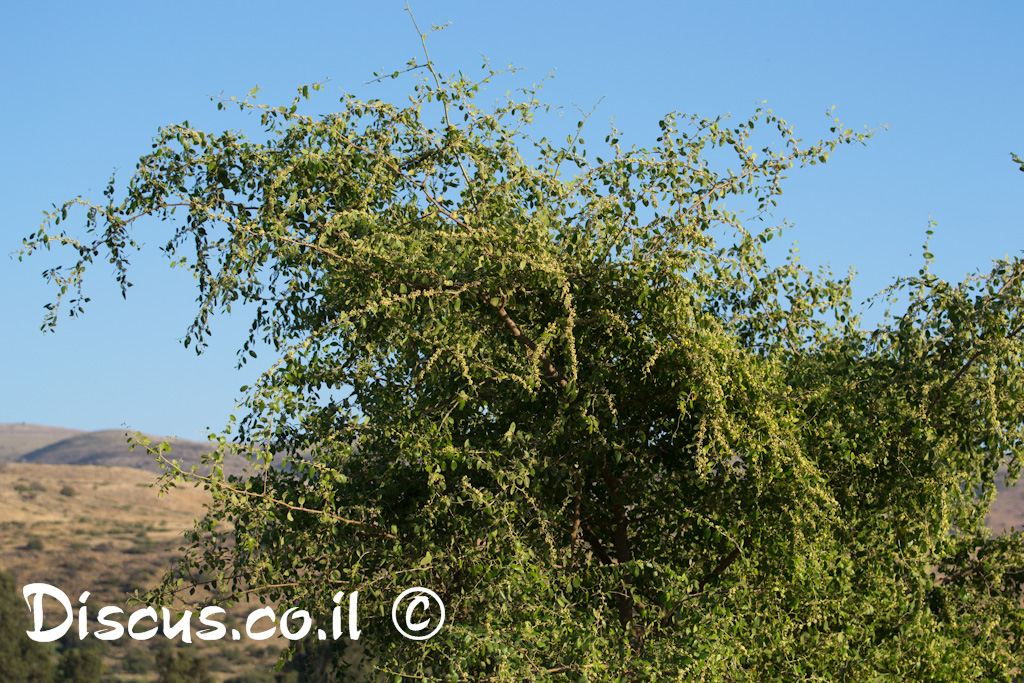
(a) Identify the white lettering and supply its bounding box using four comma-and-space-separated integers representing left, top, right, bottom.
196, 606, 227, 641
78, 591, 90, 639
94, 606, 125, 641
161, 608, 193, 644
332, 591, 360, 640
280, 607, 312, 640
22, 583, 73, 643
128, 607, 159, 640
245, 606, 276, 640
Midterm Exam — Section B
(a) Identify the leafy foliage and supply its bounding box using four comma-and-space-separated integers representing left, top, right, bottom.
0, 571, 57, 683
55, 643, 104, 683
21, 19, 1024, 681
154, 643, 215, 683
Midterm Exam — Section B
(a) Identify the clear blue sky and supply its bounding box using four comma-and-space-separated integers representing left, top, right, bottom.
2, 1, 1022, 439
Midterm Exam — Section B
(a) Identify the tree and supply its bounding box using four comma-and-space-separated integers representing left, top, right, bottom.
154, 643, 215, 683
21, 21, 1024, 680
0, 571, 56, 683
55, 644, 104, 683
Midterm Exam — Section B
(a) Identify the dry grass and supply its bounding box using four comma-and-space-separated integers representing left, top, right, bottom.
0, 462, 287, 681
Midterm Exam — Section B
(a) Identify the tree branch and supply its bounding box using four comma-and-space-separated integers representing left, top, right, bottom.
581, 525, 614, 566
489, 299, 569, 388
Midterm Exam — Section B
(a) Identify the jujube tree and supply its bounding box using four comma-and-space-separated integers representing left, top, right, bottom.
21, 26, 1024, 681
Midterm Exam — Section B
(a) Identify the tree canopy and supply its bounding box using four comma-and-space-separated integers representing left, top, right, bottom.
0, 571, 57, 683
21, 25, 1024, 681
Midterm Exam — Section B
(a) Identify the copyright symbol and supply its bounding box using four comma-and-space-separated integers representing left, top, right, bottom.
391, 587, 445, 640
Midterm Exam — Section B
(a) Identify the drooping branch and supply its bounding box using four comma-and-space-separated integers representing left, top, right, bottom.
570, 471, 584, 545
581, 526, 614, 566
697, 536, 750, 592
489, 298, 570, 389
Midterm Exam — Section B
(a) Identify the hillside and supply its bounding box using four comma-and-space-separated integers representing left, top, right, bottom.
0, 423, 85, 463
0, 462, 289, 681
14, 427, 250, 476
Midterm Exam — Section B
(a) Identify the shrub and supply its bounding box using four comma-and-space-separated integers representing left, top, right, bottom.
57, 644, 105, 683
154, 643, 215, 683
0, 570, 56, 680
121, 647, 154, 674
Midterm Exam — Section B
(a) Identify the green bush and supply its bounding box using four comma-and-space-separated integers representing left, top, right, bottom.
0, 570, 57, 681
121, 647, 154, 674
57, 645, 104, 683
154, 644, 214, 683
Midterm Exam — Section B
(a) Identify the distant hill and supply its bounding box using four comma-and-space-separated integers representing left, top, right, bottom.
9, 426, 250, 477
0, 423, 85, 463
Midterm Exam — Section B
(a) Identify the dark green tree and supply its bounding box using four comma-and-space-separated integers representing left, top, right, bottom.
119, 646, 154, 675
0, 571, 56, 683
154, 643, 215, 683
274, 638, 370, 682
55, 644, 104, 683
22, 22, 1024, 681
